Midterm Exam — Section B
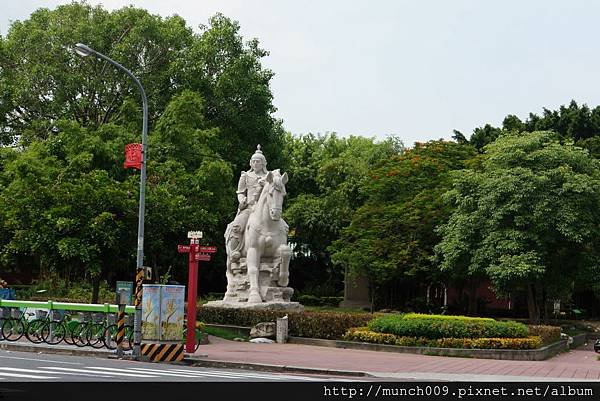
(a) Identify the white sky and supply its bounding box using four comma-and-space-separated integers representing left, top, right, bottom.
2, 1, 600, 146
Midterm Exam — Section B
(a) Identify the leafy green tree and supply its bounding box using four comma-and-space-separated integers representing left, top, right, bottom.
436, 131, 600, 322
283, 133, 402, 294
0, 2, 192, 146
330, 141, 477, 308
0, 3, 281, 296
0, 120, 137, 301
176, 13, 285, 174
146, 90, 233, 289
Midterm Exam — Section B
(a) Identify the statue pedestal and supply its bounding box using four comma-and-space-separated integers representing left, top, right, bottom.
203, 299, 304, 312
212, 257, 304, 312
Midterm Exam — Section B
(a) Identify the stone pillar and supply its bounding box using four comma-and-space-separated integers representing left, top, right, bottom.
339, 268, 372, 309
276, 316, 288, 344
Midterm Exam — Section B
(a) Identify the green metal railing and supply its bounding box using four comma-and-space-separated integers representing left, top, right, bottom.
0, 299, 135, 314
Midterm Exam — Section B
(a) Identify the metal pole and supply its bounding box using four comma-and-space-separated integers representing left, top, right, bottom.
74, 44, 148, 358
186, 240, 198, 353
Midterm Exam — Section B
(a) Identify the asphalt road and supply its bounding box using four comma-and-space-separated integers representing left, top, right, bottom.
0, 349, 355, 382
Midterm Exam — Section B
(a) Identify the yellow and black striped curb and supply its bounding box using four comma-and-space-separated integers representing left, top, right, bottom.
141, 343, 184, 362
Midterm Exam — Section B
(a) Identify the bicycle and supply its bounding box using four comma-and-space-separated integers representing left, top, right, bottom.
1, 307, 34, 341
70, 313, 105, 347
103, 323, 134, 351
40, 311, 75, 345
25, 310, 56, 344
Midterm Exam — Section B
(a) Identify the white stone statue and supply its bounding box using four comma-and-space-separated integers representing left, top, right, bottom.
205, 145, 302, 311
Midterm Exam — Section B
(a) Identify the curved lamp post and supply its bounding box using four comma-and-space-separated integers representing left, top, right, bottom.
74, 43, 147, 358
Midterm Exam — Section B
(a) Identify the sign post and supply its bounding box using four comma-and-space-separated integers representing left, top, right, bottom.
178, 231, 217, 353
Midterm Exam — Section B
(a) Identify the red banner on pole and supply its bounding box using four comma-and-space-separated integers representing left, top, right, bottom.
124, 143, 143, 170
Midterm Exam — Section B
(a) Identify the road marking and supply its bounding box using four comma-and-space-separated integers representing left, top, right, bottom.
168, 368, 323, 381
0, 371, 58, 379
43, 367, 159, 378
0, 367, 100, 378
0, 355, 82, 365
124, 368, 210, 378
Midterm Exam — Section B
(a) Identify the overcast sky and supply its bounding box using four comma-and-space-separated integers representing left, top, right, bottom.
3, 1, 600, 146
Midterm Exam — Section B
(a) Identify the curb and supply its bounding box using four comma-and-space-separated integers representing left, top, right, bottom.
183, 356, 370, 377
1, 341, 370, 378
288, 336, 569, 361
0, 341, 116, 359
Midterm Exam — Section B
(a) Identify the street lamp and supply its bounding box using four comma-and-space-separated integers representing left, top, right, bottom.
74, 43, 147, 358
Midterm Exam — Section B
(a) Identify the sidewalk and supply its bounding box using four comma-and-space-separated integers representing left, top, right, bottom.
187, 336, 600, 381
2, 336, 599, 381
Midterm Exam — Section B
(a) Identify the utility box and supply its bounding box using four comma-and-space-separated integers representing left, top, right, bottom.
0, 288, 16, 300
115, 281, 133, 305
141, 284, 185, 341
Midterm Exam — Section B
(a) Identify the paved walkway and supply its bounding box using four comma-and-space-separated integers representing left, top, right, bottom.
189, 336, 600, 381
3, 336, 599, 381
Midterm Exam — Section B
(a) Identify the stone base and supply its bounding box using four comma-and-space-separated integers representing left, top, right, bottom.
203, 300, 304, 312
339, 300, 372, 309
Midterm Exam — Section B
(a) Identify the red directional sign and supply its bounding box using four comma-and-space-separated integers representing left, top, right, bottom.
177, 245, 191, 253
198, 246, 217, 253
195, 253, 211, 261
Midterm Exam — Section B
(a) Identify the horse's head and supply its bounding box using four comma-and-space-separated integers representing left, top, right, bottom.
264, 169, 288, 221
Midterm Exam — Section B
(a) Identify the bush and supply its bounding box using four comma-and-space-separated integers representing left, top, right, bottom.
402, 313, 495, 323
367, 313, 529, 339
528, 325, 561, 345
296, 295, 344, 307
197, 307, 373, 340
343, 328, 542, 350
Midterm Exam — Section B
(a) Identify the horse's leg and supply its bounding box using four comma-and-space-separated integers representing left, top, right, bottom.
223, 254, 236, 301
246, 246, 262, 303
277, 244, 291, 287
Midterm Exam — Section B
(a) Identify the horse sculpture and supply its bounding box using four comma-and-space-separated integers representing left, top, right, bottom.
223, 169, 292, 304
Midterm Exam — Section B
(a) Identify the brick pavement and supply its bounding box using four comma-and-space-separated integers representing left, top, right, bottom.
192, 336, 600, 381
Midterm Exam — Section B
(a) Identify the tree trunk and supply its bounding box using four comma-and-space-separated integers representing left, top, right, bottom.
91, 275, 100, 304
542, 287, 550, 323
527, 283, 540, 324
467, 280, 478, 316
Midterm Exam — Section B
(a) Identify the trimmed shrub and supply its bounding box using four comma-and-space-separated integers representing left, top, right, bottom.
367, 313, 529, 339
343, 328, 542, 350
197, 307, 373, 340
528, 325, 561, 345
402, 313, 495, 323
296, 295, 344, 307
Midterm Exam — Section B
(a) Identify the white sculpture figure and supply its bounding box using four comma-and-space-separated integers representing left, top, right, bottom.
206, 145, 301, 310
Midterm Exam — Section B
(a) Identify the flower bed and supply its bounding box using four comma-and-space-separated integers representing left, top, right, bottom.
343, 327, 542, 350
368, 313, 529, 339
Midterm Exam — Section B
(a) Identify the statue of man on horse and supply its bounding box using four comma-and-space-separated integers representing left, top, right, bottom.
225, 145, 269, 258
221, 145, 296, 306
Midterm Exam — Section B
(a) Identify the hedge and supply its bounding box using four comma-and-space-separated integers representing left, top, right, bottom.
197, 307, 373, 340
343, 328, 543, 350
368, 313, 529, 339
402, 313, 495, 323
528, 325, 561, 345
295, 295, 344, 307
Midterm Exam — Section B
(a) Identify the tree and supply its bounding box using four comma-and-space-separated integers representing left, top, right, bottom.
0, 120, 137, 301
282, 133, 402, 295
175, 13, 285, 174
0, 2, 193, 146
436, 131, 600, 322
0, 3, 281, 297
330, 141, 477, 308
